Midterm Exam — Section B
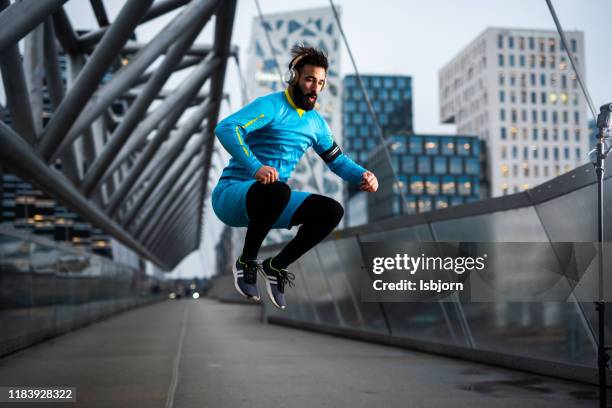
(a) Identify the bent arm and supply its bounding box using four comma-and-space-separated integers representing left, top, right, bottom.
315, 136, 366, 185
214, 97, 275, 177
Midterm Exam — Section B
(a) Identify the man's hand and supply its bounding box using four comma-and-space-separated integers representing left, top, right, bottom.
255, 166, 279, 184
360, 171, 378, 192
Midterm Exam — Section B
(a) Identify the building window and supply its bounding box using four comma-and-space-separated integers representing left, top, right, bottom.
409, 136, 423, 154
500, 109, 506, 121
433, 157, 447, 175
498, 34, 503, 49
519, 55, 525, 67
442, 176, 455, 195
523, 146, 529, 160
571, 38, 577, 52
554, 147, 559, 160
543, 128, 548, 141
425, 176, 439, 195
574, 111, 580, 125
532, 110, 538, 123
533, 128, 538, 140
435, 196, 449, 210
532, 146, 539, 159
508, 36, 514, 48
441, 138, 455, 155
424, 137, 439, 155
531, 92, 537, 104
498, 54, 504, 66
501, 127, 507, 140
466, 157, 479, 175
457, 138, 471, 156
499, 73, 505, 85
564, 147, 570, 160
417, 156, 431, 173
402, 156, 415, 173
529, 37, 535, 50
523, 163, 530, 177
449, 157, 462, 174
563, 129, 569, 141
542, 110, 547, 122
501, 164, 509, 177
512, 145, 518, 159
509, 55, 515, 67
410, 176, 424, 195
457, 176, 472, 196
576, 147, 581, 160
550, 93, 558, 104
575, 129, 581, 142
501, 183, 509, 195
499, 90, 505, 103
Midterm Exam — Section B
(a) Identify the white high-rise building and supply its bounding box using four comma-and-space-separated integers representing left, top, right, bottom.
245, 7, 343, 243
439, 27, 588, 197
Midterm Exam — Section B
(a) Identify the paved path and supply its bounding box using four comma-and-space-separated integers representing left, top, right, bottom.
0, 299, 602, 407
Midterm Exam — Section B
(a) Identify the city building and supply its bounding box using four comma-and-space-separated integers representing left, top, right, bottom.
245, 6, 343, 242
367, 133, 487, 221
343, 74, 413, 165
439, 27, 588, 197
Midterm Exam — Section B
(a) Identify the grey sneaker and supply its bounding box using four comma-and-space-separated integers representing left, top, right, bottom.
260, 257, 295, 309
232, 256, 260, 301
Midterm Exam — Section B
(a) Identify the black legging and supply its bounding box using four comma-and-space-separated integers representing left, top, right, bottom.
242, 181, 344, 269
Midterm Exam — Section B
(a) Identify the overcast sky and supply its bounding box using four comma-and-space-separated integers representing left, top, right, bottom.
63, 0, 612, 133
54, 0, 612, 278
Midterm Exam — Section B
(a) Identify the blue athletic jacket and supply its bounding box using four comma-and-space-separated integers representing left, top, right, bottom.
215, 89, 366, 184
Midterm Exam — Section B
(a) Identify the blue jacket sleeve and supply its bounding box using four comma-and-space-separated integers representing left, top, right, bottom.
214, 96, 276, 178
313, 116, 366, 185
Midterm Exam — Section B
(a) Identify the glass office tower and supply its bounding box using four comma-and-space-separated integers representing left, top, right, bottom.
367, 133, 487, 221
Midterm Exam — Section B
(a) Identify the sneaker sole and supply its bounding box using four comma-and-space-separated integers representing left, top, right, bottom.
258, 268, 285, 310
232, 262, 260, 301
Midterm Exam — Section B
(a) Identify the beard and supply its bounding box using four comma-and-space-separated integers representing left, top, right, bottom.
291, 83, 317, 111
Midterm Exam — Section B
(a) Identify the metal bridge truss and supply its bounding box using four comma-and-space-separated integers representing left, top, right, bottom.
0, 0, 237, 270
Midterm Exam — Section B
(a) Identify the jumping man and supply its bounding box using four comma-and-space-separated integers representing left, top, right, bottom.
212, 45, 378, 309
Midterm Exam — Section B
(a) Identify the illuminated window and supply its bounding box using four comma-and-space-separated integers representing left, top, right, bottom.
501, 164, 509, 177
425, 176, 439, 195
501, 183, 509, 195
410, 176, 424, 195
441, 176, 455, 195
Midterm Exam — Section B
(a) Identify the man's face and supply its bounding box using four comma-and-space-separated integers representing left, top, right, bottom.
291, 64, 326, 111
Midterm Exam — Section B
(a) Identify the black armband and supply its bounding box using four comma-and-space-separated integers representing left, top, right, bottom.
319, 142, 342, 163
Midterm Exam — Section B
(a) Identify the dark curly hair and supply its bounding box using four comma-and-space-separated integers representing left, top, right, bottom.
289, 44, 328, 72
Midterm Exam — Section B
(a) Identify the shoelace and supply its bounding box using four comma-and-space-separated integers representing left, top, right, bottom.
241, 260, 258, 284
276, 269, 295, 292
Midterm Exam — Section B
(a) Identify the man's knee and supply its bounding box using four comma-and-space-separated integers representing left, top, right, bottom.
325, 197, 344, 225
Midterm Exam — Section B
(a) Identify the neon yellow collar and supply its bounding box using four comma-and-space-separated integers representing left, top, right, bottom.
284, 88, 305, 118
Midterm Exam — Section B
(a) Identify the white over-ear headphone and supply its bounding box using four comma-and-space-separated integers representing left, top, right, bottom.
284, 53, 326, 90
